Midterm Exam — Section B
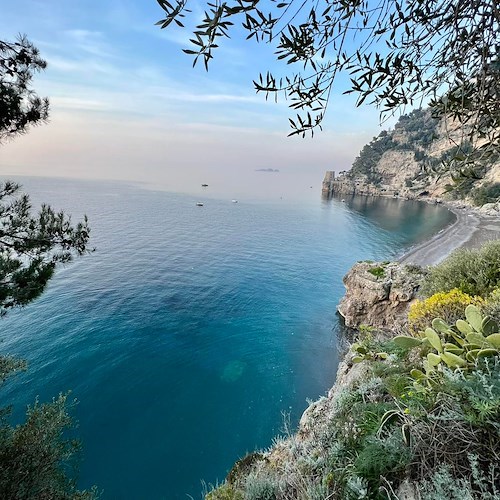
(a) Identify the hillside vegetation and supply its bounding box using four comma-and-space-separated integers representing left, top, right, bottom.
343, 109, 500, 206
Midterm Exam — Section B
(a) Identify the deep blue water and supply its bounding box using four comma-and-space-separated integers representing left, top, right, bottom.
0, 177, 454, 499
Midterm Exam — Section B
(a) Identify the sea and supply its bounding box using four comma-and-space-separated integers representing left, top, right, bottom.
0, 177, 455, 499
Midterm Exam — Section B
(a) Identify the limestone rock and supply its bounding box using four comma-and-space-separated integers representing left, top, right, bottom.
297, 359, 368, 439
337, 261, 425, 330
397, 479, 418, 500
479, 202, 500, 216
325, 111, 499, 209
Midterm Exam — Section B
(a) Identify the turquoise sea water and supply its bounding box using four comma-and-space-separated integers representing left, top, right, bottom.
0, 178, 454, 499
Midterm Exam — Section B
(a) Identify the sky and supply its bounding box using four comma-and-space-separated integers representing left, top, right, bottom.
0, 0, 390, 199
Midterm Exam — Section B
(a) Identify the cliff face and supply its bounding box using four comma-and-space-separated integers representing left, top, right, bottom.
337, 261, 425, 330
326, 109, 500, 208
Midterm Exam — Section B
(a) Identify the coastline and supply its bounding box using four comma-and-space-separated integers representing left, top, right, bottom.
207, 195, 500, 497
398, 201, 500, 267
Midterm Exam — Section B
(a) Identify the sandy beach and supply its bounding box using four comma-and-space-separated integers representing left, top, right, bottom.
399, 203, 500, 267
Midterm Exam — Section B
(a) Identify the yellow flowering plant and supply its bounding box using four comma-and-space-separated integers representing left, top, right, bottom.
408, 289, 484, 336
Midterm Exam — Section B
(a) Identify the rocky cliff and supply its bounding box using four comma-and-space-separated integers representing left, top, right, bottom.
325, 109, 500, 209
337, 261, 425, 330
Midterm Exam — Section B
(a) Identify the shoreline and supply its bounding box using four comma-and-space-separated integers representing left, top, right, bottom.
398, 201, 500, 267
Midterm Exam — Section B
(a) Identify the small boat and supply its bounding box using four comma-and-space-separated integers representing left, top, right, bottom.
196, 202, 204, 206
232, 199, 238, 203
201, 184, 208, 187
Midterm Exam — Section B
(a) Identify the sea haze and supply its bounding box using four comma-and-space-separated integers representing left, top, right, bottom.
0, 177, 454, 499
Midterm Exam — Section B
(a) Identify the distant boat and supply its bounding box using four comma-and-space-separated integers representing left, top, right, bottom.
201, 184, 208, 187
196, 202, 204, 206
232, 199, 238, 203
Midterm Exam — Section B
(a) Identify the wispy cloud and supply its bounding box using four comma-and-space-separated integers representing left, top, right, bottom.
37, 46, 270, 120
0, 0, 383, 188
152, 27, 194, 47
145, 84, 261, 104
63, 29, 115, 58
51, 96, 113, 111
46, 54, 120, 77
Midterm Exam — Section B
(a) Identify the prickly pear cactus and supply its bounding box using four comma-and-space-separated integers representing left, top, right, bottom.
394, 304, 500, 385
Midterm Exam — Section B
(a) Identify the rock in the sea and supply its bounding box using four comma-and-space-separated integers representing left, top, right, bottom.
337, 261, 425, 330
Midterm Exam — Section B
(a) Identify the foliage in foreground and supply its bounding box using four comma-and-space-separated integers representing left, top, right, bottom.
0, 181, 91, 314
0, 393, 97, 499
1, 36, 95, 496
155, 0, 499, 152
395, 304, 500, 382
0, 35, 49, 143
0, 180, 94, 497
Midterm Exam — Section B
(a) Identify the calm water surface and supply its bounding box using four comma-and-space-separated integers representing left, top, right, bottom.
0, 178, 454, 499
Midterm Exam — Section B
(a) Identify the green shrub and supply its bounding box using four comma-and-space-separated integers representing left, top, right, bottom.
360, 402, 394, 435
368, 266, 385, 278
383, 373, 413, 398
344, 476, 369, 499
441, 359, 500, 426
226, 453, 264, 486
407, 380, 500, 498
471, 182, 500, 206
0, 394, 98, 500
417, 465, 474, 500
395, 305, 500, 383
420, 241, 500, 298
417, 455, 499, 500
304, 482, 334, 500
355, 304, 500, 497
206, 483, 243, 500
353, 433, 410, 487
243, 472, 277, 500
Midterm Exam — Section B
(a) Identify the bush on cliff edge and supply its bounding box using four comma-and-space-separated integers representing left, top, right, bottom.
420, 241, 500, 298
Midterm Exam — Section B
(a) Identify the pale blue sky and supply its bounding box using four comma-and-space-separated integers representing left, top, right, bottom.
0, 0, 390, 199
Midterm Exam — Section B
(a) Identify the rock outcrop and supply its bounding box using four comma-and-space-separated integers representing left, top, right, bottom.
478, 201, 500, 216
337, 261, 425, 330
325, 109, 500, 212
